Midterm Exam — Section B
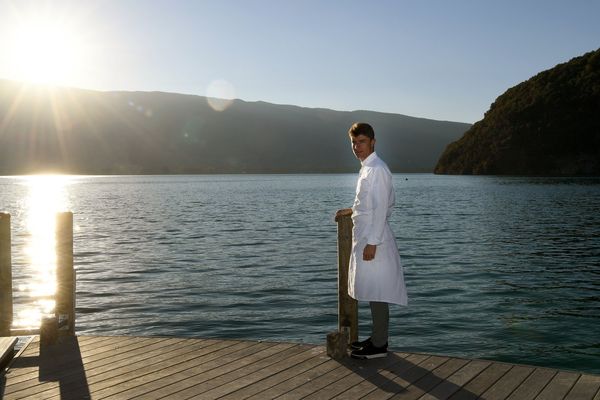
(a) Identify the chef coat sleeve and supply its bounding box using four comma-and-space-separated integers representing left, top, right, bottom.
366, 167, 390, 246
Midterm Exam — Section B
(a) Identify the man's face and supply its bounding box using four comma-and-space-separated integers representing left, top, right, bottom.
351, 134, 375, 161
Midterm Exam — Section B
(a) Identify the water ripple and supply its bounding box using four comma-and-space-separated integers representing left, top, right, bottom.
1, 174, 599, 374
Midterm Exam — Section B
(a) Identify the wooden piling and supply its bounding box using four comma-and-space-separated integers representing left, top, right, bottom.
55, 212, 75, 335
335, 210, 358, 344
326, 330, 348, 359
0, 212, 13, 337
40, 316, 58, 346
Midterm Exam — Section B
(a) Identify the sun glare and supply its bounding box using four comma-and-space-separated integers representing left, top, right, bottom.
13, 175, 72, 329
3, 12, 86, 86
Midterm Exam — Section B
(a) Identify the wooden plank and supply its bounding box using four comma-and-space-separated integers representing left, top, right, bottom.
5, 336, 166, 390
257, 359, 341, 399
565, 374, 600, 400
5, 335, 157, 379
377, 357, 469, 400
4, 386, 62, 400
302, 353, 411, 400
506, 368, 558, 400
93, 339, 261, 395
105, 341, 300, 399
0, 337, 17, 369
448, 361, 512, 400
80, 338, 215, 380
329, 354, 433, 399
480, 365, 535, 400
3, 337, 203, 398
3, 336, 600, 400
221, 346, 330, 400
66, 336, 196, 388
419, 359, 492, 400
31, 338, 216, 400
181, 344, 323, 399
76, 336, 173, 364
272, 361, 354, 399
13, 339, 225, 400
2, 336, 172, 386
164, 343, 313, 399
0, 340, 67, 400
535, 371, 581, 400
331, 354, 444, 400
53, 338, 246, 398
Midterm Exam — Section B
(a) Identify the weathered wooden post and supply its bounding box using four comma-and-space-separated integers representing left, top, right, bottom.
55, 212, 75, 336
0, 213, 13, 337
335, 210, 358, 344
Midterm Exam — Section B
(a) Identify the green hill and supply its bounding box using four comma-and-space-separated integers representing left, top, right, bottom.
0, 80, 470, 174
435, 48, 600, 176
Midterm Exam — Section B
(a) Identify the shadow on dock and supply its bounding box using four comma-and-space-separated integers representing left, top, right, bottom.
3, 335, 599, 399
2, 336, 90, 400
338, 352, 479, 398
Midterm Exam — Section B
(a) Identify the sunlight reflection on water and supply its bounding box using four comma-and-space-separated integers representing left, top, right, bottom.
12, 175, 71, 329
1, 174, 598, 374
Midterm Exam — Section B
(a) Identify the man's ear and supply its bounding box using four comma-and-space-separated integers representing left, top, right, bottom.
371, 138, 376, 151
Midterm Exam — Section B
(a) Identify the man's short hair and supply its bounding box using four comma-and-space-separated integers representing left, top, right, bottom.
348, 122, 375, 139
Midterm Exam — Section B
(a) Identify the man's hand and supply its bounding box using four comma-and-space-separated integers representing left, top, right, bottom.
363, 244, 377, 261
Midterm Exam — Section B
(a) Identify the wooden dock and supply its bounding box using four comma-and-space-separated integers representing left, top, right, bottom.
0, 337, 17, 370
1, 335, 599, 399
1, 213, 599, 398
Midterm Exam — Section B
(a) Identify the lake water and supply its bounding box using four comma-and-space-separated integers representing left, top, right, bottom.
1, 174, 599, 374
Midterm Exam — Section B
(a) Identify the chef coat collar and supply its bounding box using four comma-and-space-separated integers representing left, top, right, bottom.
361, 151, 378, 167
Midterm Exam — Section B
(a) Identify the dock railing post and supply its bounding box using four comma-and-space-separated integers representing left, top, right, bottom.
55, 212, 75, 336
335, 210, 358, 344
0, 213, 12, 337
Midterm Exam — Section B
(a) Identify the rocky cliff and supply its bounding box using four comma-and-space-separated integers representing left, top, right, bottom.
435, 48, 600, 176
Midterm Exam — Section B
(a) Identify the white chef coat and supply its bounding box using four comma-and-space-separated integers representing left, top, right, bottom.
348, 152, 408, 306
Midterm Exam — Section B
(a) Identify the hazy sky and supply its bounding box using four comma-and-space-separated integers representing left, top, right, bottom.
0, 0, 599, 123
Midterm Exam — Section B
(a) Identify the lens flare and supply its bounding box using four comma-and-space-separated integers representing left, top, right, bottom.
206, 79, 236, 111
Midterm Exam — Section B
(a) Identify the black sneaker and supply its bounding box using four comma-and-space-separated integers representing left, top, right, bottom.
350, 342, 388, 359
350, 337, 372, 350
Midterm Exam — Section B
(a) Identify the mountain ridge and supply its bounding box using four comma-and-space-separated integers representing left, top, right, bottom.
0, 79, 471, 174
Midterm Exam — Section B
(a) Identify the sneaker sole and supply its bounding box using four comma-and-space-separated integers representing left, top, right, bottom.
351, 352, 387, 360
350, 340, 372, 350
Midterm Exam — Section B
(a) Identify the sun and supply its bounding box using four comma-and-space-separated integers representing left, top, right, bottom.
2, 10, 86, 86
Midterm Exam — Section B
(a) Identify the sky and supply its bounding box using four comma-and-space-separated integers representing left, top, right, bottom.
0, 0, 599, 123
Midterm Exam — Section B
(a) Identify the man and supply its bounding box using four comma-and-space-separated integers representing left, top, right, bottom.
336, 122, 408, 359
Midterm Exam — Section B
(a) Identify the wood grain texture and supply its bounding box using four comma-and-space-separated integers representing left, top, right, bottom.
1, 335, 599, 400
